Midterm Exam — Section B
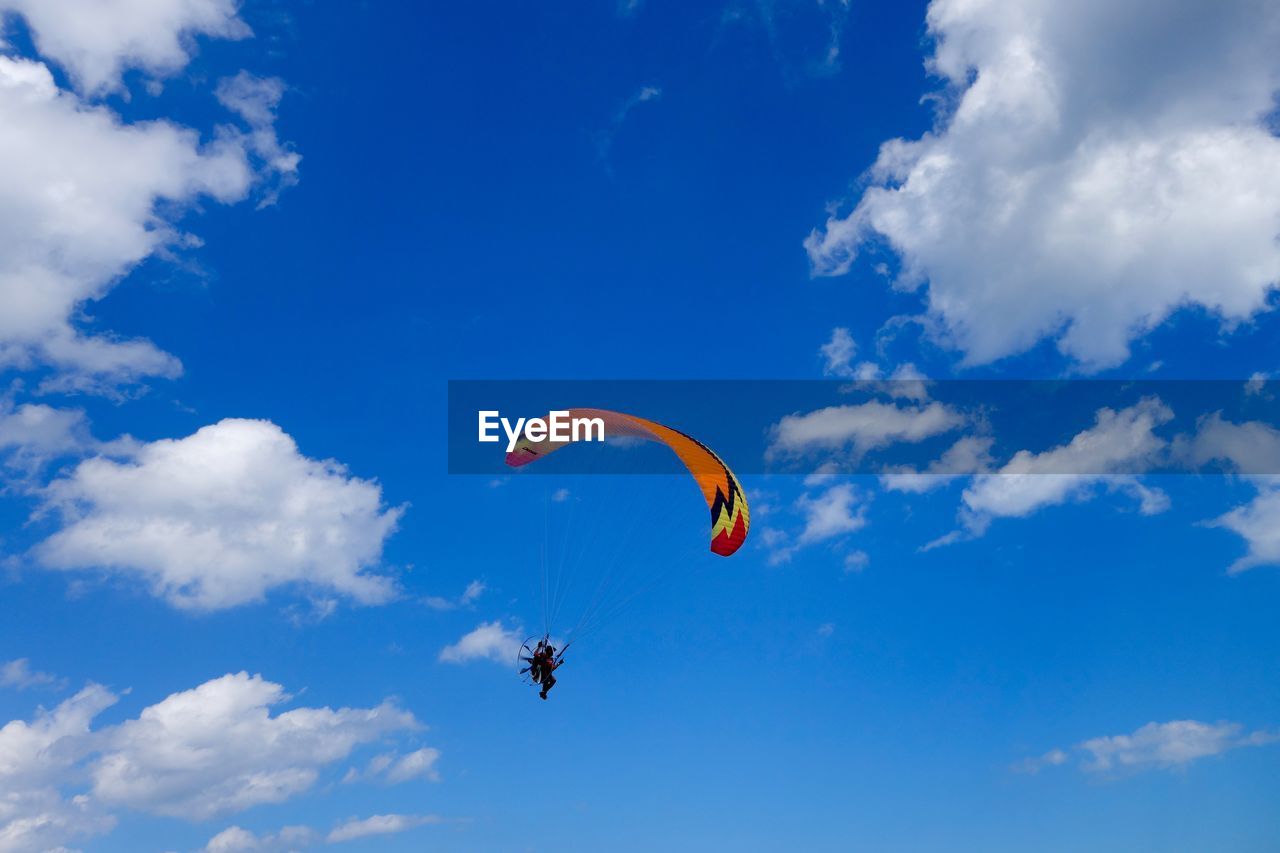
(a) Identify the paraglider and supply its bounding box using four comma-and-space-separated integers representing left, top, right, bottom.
505, 407, 750, 699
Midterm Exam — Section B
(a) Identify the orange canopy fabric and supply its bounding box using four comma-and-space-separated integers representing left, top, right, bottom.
505, 408, 749, 557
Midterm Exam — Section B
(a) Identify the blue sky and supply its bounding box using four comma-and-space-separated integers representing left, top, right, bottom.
1, 1, 1280, 850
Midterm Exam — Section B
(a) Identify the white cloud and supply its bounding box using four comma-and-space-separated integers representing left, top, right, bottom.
806, 0, 1280, 371
0, 671, 431, 850
797, 483, 867, 545
0, 2, 296, 390
0, 659, 66, 692
0, 684, 115, 786
0, 53, 256, 387
551, 487, 570, 503
326, 814, 440, 844
956, 399, 1171, 534
439, 621, 523, 665
1012, 747, 1069, 774
204, 824, 316, 853
347, 747, 441, 785
819, 327, 857, 377
880, 435, 994, 493
768, 400, 965, 463
1181, 413, 1280, 475
90, 673, 420, 820
0, 684, 120, 851
758, 527, 789, 564
35, 418, 404, 611
842, 550, 868, 573
1019, 720, 1280, 777
0, 789, 114, 853
0, 0, 250, 95
204, 813, 442, 851
766, 483, 868, 565
382, 748, 441, 784
1244, 373, 1269, 397
215, 72, 301, 208
1078, 720, 1278, 773
1209, 482, 1280, 574
1175, 415, 1280, 573
422, 580, 485, 611
0, 403, 94, 471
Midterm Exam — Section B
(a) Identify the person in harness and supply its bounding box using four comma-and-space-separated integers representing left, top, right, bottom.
521, 638, 565, 700
525, 639, 550, 684
537, 643, 564, 700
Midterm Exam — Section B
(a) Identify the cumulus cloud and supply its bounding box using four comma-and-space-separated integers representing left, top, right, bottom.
35, 418, 404, 611
0, 672, 429, 850
0, 684, 121, 851
0, 2, 297, 390
0, 0, 250, 95
90, 673, 420, 820
0, 53, 252, 387
1023, 720, 1279, 776
806, 0, 1280, 371
439, 621, 523, 665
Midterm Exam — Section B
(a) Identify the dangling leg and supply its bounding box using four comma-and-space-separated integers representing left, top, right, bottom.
540, 671, 556, 699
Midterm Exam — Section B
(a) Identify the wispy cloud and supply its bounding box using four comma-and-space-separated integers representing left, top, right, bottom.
327, 814, 443, 844
423, 580, 487, 611
819, 327, 857, 378
764, 481, 868, 565
596, 85, 662, 171
1019, 720, 1280, 776
0, 658, 67, 691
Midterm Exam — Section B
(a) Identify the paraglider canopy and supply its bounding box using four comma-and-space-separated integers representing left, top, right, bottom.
505, 407, 749, 556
